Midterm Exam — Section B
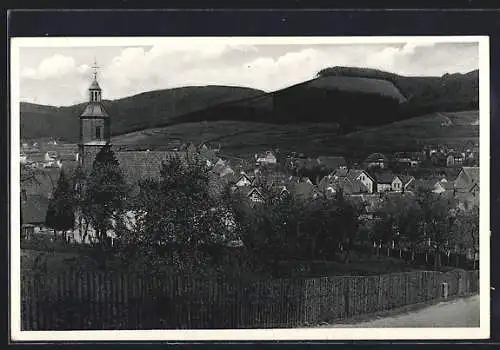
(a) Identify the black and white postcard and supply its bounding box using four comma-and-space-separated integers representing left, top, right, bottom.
10, 36, 490, 341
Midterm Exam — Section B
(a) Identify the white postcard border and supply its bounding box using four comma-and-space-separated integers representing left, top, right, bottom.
10, 35, 491, 342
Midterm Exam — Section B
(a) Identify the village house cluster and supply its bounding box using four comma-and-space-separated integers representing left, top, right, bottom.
19, 67, 480, 244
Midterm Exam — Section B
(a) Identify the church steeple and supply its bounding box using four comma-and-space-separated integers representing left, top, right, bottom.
78, 58, 110, 170
89, 58, 102, 102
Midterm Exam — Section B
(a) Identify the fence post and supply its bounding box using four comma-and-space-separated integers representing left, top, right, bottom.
344, 278, 350, 318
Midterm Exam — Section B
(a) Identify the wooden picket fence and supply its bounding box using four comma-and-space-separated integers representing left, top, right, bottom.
21, 269, 479, 330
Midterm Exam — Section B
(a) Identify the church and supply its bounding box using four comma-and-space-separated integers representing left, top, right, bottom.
21, 63, 236, 242
77, 63, 233, 188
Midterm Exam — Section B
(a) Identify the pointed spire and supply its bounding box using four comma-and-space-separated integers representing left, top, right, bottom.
92, 57, 100, 81
88, 58, 102, 93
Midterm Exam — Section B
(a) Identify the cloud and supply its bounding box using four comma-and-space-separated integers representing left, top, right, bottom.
19, 42, 478, 106
20, 54, 77, 80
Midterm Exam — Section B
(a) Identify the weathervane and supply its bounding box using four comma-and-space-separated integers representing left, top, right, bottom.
92, 57, 100, 80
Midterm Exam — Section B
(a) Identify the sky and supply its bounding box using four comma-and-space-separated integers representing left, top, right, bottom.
17, 41, 479, 106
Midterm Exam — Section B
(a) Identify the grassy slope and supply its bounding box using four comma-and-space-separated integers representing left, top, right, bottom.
331, 110, 479, 159
113, 110, 479, 160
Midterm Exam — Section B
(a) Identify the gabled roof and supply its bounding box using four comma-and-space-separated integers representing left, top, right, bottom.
40, 143, 78, 155
115, 151, 188, 184
399, 175, 415, 186
372, 172, 396, 184
460, 166, 480, 185
414, 179, 444, 192
26, 153, 46, 163
248, 187, 264, 198
342, 177, 369, 194
234, 173, 254, 184
80, 102, 109, 118
347, 169, 374, 183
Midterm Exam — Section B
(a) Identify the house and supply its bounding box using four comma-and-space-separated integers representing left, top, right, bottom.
20, 152, 27, 164
446, 152, 466, 167
440, 115, 453, 127
372, 172, 396, 193
21, 193, 51, 237
279, 186, 290, 198
198, 148, 220, 168
363, 153, 389, 169
399, 175, 416, 192
255, 151, 277, 165
253, 171, 289, 190
346, 169, 375, 194
431, 153, 447, 167
414, 179, 447, 194
455, 166, 480, 192
319, 169, 373, 196
300, 177, 313, 185
394, 152, 421, 168
391, 175, 403, 192
246, 187, 265, 205
316, 156, 347, 171
234, 173, 254, 187
454, 167, 480, 207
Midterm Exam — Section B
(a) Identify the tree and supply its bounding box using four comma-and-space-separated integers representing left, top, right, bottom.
373, 194, 422, 258
332, 191, 362, 263
242, 191, 303, 270
84, 144, 128, 247
128, 155, 234, 273
415, 188, 457, 267
45, 170, 75, 242
453, 204, 479, 268
72, 165, 91, 244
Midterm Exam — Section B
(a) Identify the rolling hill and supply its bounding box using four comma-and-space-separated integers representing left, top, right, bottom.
20, 67, 479, 147
113, 110, 479, 161
20, 86, 265, 141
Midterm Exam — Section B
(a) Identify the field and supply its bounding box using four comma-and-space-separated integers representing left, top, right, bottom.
112, 110, 479, 161
330, 110, 479, 158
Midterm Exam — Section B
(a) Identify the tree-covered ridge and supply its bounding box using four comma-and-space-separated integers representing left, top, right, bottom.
21, 67, 478, 141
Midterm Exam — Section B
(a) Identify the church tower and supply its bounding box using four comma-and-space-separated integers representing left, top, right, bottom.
78, 59, 110, 172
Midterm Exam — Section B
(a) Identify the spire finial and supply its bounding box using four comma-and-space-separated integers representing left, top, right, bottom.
91, 57, 100, 81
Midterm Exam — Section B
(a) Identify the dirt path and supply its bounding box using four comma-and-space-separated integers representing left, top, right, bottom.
327, 295, 480, 328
